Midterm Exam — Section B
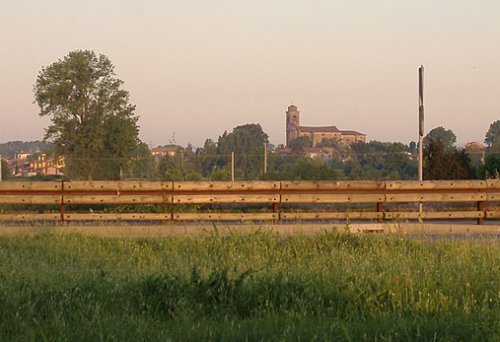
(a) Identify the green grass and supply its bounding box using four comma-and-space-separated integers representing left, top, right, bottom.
0, 230, 499, 341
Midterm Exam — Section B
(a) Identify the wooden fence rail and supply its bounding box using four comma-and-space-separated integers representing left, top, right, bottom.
0, 180, 499, 224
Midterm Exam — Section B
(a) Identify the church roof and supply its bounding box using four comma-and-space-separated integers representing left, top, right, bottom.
339, 130, 365, 136
299, 125, 339, 133
298, 126, 365, 136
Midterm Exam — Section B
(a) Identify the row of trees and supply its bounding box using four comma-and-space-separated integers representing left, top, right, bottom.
29, 50, 500, 181
153, 122, 498, 182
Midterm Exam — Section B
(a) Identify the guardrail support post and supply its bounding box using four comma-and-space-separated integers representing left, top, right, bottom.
477, 201, 485, 225
376, 202, 384, 223
272, 203, 279, 225
60, 180, 65, 226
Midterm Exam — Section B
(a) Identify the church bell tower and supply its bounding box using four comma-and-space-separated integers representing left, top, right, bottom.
286, 105, 300, 146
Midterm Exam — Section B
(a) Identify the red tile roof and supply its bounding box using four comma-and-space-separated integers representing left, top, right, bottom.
299, 125, 339, 133
298, 126, 365, 136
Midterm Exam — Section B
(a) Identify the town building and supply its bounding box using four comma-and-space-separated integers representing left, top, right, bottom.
285, 105, 366, 147
5, 153, 64, 177
151, 146, 178, 158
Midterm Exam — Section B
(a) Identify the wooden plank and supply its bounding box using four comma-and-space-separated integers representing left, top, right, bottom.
64, 213, 172, 221
385, 211, 485, 219
0, 182, 62, 191
0, 213, 60, 221
281, 180, 385, 191
486, 179, 500, 189
281, 212, 382, 220
386, 193, 486, 203
173, 195, 279, 204
386, 180, 486, 190
63, 181, 120, 191
173, 213, 276, 221
485, 211, 500, 218
173, 181, 280, 191
63, 195, 171, 204
282, 194, 384, 204
117, 181, 172, 191
64, 181, 172, 191
0, 195, 61, 205
486, 193, 500, 201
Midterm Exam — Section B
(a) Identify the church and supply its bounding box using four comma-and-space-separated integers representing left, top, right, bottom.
285, 105, 366, 146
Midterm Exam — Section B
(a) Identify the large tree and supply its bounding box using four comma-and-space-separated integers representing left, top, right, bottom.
423, 138, 474, 180
34, 50, 140, 180
217, 124, 269, 180
423, 126, 457, 150
485, 120, 500, 149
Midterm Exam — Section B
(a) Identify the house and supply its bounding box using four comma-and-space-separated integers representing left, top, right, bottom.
6, 152, 64, 177
28, 154, 64, 176
151, 146, 178, 159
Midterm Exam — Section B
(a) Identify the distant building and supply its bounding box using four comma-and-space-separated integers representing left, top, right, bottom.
464, 141, 486, 151
15, 152, 30, 160
5, 153, 64, 177
465, 141, 486, 165
151, 146, 178, 158
285, 105, 366, 147
29, 154, 64, 176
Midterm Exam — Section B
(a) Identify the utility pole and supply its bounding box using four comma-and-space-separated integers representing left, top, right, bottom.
0, 154, 2, 182
418, 65, 424, 214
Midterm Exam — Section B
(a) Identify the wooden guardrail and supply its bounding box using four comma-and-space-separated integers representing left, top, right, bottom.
0, 180, 499, 224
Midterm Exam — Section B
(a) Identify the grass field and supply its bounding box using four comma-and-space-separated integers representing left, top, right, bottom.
0, 228, 499, 341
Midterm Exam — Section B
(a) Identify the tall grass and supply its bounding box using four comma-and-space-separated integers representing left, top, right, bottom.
0, 230, 498, 340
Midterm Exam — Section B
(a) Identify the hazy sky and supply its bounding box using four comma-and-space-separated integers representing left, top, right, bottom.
1, 0, 499, 147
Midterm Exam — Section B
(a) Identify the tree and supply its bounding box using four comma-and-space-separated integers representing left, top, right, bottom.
217, 124, 269, 180
481, 154, 500, 179
408, 141, 417, 154
1, 159, 9, 180
316, 138, 340, 149
288, 136, 313, 153
348, 141, 416, 180
34, 50, 140, 180
423, 126, 457, 150
158, 146, 203, 181
196, 139, 218, 178
126, 142, 157, 180
424, 138, 474, 179
485, 120, 500, 148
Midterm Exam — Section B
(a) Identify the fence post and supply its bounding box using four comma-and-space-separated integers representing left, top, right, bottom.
376, 202, 384, 223
477, 201, 485, 225
60, 180, 65, 226
273, 202, 279, 225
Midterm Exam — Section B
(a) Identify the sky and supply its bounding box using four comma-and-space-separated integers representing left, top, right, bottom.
1, 0, 499, 148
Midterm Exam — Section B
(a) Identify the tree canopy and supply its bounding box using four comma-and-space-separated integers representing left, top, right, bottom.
485, 120, 500, 149
217, 124, 268, 179
423, 126, 456, 150
423, 139, 474, 180
288, 136, 313, 153
34, 50, 140, 180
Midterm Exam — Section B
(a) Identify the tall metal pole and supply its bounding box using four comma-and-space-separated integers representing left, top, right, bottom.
418, 65, 424, 183
418, 65, 424, 215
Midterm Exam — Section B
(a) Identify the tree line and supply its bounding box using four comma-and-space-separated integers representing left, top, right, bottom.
4, 49, 497, 182
151, 122, 500, 181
